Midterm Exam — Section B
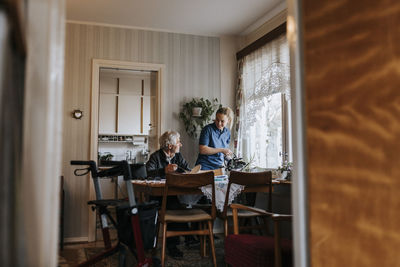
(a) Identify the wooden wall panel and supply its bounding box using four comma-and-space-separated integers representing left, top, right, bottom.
302, 0, 400, 266
62, 23, 220, 239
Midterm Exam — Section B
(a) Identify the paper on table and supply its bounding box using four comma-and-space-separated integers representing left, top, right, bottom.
189, 165, 201, 174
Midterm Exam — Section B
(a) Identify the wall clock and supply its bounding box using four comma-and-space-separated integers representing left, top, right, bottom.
72, 109, 83, 119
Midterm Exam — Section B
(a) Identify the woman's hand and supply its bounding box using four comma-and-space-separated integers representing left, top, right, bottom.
221, 148, 233, 156
199, 145, 233, 156
165, 164, 178, 173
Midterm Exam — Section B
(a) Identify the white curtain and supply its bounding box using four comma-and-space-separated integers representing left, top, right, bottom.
237, 33, 290, 168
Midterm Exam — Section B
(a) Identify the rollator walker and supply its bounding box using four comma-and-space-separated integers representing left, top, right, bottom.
70, 160, 159, 267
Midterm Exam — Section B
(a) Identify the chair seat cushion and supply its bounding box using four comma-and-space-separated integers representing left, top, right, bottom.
225, 234, 293, 267
165, 209, 211, 222
226, 208, 265, 217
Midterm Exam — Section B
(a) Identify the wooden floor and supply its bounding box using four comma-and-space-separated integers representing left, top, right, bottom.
59, 239, 116, 266
58, 227, 119, 266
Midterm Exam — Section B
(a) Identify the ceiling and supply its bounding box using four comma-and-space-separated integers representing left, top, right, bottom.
66, 0, 285, 37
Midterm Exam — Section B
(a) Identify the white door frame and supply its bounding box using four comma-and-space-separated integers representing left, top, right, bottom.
89, 59, 164, 241
287, 1, 309, 267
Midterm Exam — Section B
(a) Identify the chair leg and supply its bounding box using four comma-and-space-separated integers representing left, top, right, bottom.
161, 222, 167, 267
263, 217, 270, 235
199, 222, 206, 257
254, 217, 263, 236
274, 221, 282, 267
203, 222, 209, 257
224, 218, 229, 237
207, 220, 217, 267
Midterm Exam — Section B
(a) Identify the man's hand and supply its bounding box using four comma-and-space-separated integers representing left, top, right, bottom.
165, 164, 178, 173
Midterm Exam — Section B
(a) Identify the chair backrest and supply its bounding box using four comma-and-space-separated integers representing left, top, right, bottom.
212, 168, 224, 176
222, 170, 273, 216
162, 171, 216, 219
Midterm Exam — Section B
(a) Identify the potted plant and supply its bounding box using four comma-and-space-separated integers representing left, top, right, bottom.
277, 161, 293, 180
98, 152, 114, 162
179, 98, 221, 138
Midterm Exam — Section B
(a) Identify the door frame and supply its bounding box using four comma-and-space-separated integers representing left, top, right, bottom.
89, 59, 164, 241
287, 1, 309, 267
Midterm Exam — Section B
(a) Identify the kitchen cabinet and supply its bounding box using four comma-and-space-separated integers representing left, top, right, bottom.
118, 95, 141, 134
98, 74, 151, 135
99, 94, 117, 134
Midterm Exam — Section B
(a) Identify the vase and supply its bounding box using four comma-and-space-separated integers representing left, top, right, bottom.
192, 107, 202, 117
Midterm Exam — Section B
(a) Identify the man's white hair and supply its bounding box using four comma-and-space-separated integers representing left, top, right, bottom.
159, 130, 180, 150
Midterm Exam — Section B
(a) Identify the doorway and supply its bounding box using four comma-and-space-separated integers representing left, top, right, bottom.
89, 59, 164, 241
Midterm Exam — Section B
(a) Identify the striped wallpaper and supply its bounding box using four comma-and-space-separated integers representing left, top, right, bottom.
63, 22, 221, 239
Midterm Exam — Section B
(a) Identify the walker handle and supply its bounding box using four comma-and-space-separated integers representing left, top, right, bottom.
70, 160, 97, 178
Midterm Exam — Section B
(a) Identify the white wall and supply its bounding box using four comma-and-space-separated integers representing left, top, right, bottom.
220, 36, 240, 110
239, 3, 287, 49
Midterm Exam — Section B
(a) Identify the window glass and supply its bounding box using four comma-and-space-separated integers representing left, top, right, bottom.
236, 33, 291, 169
243, 93, 282, 168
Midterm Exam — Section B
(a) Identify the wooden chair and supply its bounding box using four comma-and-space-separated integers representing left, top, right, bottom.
59, 176, 65, 250
212, 168, 224, 176
225, 203, 293, 267
220, 170, 272, 237
160, 172, 217, 267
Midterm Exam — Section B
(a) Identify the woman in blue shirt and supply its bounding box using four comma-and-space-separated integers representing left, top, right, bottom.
195, 107, 233, 170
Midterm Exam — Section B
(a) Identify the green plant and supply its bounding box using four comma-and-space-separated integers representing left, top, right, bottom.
278, 161, 293, 180
98, 152, 114, 162
179, 97, 221, 138
242, 154, 256, 172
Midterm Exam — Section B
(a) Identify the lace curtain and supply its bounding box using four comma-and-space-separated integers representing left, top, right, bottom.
235, 33, 290, 168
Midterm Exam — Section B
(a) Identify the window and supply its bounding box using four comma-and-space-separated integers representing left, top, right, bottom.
236, 33, 291, 169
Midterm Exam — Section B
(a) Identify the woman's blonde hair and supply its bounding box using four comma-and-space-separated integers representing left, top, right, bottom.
216, 107, 234, 129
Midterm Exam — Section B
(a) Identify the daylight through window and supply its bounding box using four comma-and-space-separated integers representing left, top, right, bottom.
236, 33, 291, 169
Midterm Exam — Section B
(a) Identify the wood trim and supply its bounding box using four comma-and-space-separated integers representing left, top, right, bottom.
236, 22, 287, 60
63, 237, 89, 243
140, 98, 143, 133
89, 60, 100, 242
140, 79, 144, 133
116, 78, 119, 132
282, 93, 288, 161
115, 96, 119, 133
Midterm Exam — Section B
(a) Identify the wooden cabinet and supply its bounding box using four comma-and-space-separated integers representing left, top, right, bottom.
98, 73, 152, 135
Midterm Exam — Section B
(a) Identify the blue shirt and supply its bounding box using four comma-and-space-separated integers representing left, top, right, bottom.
195, 123, 231, 170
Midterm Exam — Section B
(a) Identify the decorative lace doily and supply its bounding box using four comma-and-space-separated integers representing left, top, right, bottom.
200, 182, 245, 212
244, 62, 290, 129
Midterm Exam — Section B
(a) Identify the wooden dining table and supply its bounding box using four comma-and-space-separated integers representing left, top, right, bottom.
132, 178, 291, 204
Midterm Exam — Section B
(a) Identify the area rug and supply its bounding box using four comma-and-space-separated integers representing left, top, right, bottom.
83, 247, 121, 267
159, 237, 225, 267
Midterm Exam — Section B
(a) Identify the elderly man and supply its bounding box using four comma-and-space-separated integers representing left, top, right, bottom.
146, 130, 195, 258
146, 130, 190, 178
